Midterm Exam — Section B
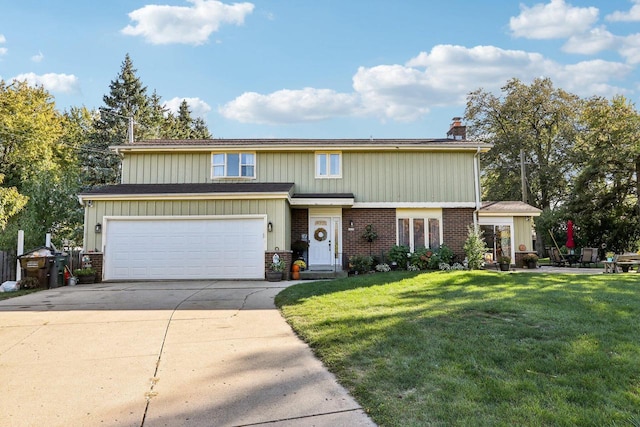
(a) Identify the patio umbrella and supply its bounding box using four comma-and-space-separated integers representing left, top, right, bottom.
566, 220, 575, 249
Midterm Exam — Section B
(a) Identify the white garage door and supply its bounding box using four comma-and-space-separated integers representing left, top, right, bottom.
104, 217, 265, 280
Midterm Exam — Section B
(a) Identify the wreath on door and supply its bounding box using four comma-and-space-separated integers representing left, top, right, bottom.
314, 227, 327, 242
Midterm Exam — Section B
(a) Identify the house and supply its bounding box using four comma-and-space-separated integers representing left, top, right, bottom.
78, 120, 541, 281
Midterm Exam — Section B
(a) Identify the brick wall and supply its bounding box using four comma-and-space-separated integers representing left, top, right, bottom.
85, 252, 103, 282
342, 208, 396, 263
265, 250, 292, 280
291, 209, 309, 244
442, 208, 474, 261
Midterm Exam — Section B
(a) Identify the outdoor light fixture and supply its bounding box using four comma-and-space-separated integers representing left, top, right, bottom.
95, 223, 102, 234
349, 220, 354, 228
267, 222, 273, 232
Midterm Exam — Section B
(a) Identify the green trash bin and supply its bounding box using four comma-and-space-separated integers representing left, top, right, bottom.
50, 254, 68, 288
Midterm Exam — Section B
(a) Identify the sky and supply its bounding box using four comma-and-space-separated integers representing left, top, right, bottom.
1, 0, 640, 139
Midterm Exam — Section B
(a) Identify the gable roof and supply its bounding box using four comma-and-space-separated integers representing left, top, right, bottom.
112, 138, 491, 154
479, 201, 542, 216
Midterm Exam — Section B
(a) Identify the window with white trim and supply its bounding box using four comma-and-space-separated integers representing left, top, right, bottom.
315, 152, 341, 178
397, 217, 440, 251
212, 152, 255, 178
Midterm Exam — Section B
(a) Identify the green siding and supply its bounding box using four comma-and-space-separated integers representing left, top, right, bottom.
122, 150, 476, 203
514, 217, 535, 252
85, 199, 288, 252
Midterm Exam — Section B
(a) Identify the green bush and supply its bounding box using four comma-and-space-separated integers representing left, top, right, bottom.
387, 245, 410, 269
349, 254, 374, 274
464, 225, 488, 270
409, 247, 433, 270
19, 277, 41, 289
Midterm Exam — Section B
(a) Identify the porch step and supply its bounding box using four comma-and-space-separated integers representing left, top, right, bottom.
298, 270, 348, 280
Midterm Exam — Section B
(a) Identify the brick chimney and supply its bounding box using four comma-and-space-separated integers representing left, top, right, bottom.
447, 117, 466, 140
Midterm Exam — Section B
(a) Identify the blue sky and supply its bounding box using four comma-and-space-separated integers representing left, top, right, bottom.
1, 0, 640, 139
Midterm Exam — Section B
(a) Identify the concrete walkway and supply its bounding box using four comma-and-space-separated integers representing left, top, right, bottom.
0, 281, 376, 427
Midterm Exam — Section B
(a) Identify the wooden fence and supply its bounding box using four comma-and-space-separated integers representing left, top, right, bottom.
0, 251, 17, 282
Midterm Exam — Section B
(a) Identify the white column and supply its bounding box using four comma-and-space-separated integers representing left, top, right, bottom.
16, 230, 24, 281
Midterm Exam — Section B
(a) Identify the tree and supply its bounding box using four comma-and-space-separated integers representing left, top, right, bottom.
465, 77, 580, 211
566, 96, 640, 252
0, 80, 82, 249
0, 174, 28, 231
87, 54, 151, 186
166, 99, 212, 139
0, 80, 64, 187
463, 225, 488, 270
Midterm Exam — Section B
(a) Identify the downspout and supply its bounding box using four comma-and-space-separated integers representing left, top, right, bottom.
473, 146, 482, 229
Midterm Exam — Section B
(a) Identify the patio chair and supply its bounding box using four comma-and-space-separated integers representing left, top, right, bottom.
579, 248, 596, 267
550, 247, 566, 267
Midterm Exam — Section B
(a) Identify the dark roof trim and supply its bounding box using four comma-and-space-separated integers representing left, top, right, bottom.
292, 193, 355, 199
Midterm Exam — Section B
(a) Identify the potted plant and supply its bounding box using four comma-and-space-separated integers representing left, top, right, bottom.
291, 240, 309, 259
498, 256, 511, 271
74, 267, 96, 284
522, 253, 538, 269
293, 259, 306, 271
266, 259, 285, 282
361, 224, 378, 256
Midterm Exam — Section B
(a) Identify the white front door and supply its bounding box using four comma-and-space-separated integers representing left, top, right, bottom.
309, 217, 342, 267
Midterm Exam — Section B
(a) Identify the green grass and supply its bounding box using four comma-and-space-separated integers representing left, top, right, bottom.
276, 271, 640, 426
0, 288, 42, 301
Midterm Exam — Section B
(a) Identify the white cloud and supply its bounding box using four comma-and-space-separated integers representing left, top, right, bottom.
164, 97, 212, 118
606, 0, 640, 22
31, 51, 44, 63
509, 0, 598, 39
219, 88, 359, 124
11, 72, 79, 93
562, 26, 617, 55
0, 34, 6, 56
220, 44, 631, 125
618, 33, 640, 64
122, 0, 254, 45
555, 60, 631, 95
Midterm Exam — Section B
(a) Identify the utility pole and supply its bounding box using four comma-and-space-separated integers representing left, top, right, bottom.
520, 149, 527, 203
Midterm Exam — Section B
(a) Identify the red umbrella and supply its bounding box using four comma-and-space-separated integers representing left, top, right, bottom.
566, 220, 575, 249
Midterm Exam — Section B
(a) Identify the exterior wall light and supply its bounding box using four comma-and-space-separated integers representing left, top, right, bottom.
267, 222, 273, 232
349, 220, 354, 228
95, 223, 102, 234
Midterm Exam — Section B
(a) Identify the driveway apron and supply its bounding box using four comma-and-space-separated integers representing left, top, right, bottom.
0, 281, 375, 427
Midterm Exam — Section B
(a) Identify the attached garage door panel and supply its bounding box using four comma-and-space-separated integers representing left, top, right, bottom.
105, 218, 264, 280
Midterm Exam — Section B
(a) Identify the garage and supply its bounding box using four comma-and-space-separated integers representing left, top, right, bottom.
103, 216, 266, 280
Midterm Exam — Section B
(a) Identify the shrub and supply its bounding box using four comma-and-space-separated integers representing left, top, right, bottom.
349, 255, 374, 274
464, 225, 489, 270
375, 263, 391, 272
18, 277, 41, 289
409, 247, 433, 270
387, 245, 410, 269
73, 267, 96, 276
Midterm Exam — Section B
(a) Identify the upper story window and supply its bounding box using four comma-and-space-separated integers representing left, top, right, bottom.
212, 152, 255, 178
316, 152, 341, 178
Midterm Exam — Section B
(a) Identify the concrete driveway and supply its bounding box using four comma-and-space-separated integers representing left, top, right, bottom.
0, 281, 375, 427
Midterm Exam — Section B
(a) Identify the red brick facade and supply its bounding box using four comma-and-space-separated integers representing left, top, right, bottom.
442, 208, 474, 261
342, 208, 396, 262
290, 207, 473, 265
291, 209, 309, 245
265, 250, 292, 280
85, 252, 103, 282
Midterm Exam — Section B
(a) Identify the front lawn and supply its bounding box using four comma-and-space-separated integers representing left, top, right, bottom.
276, 271, 640, 426
0, 288, 42, 301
